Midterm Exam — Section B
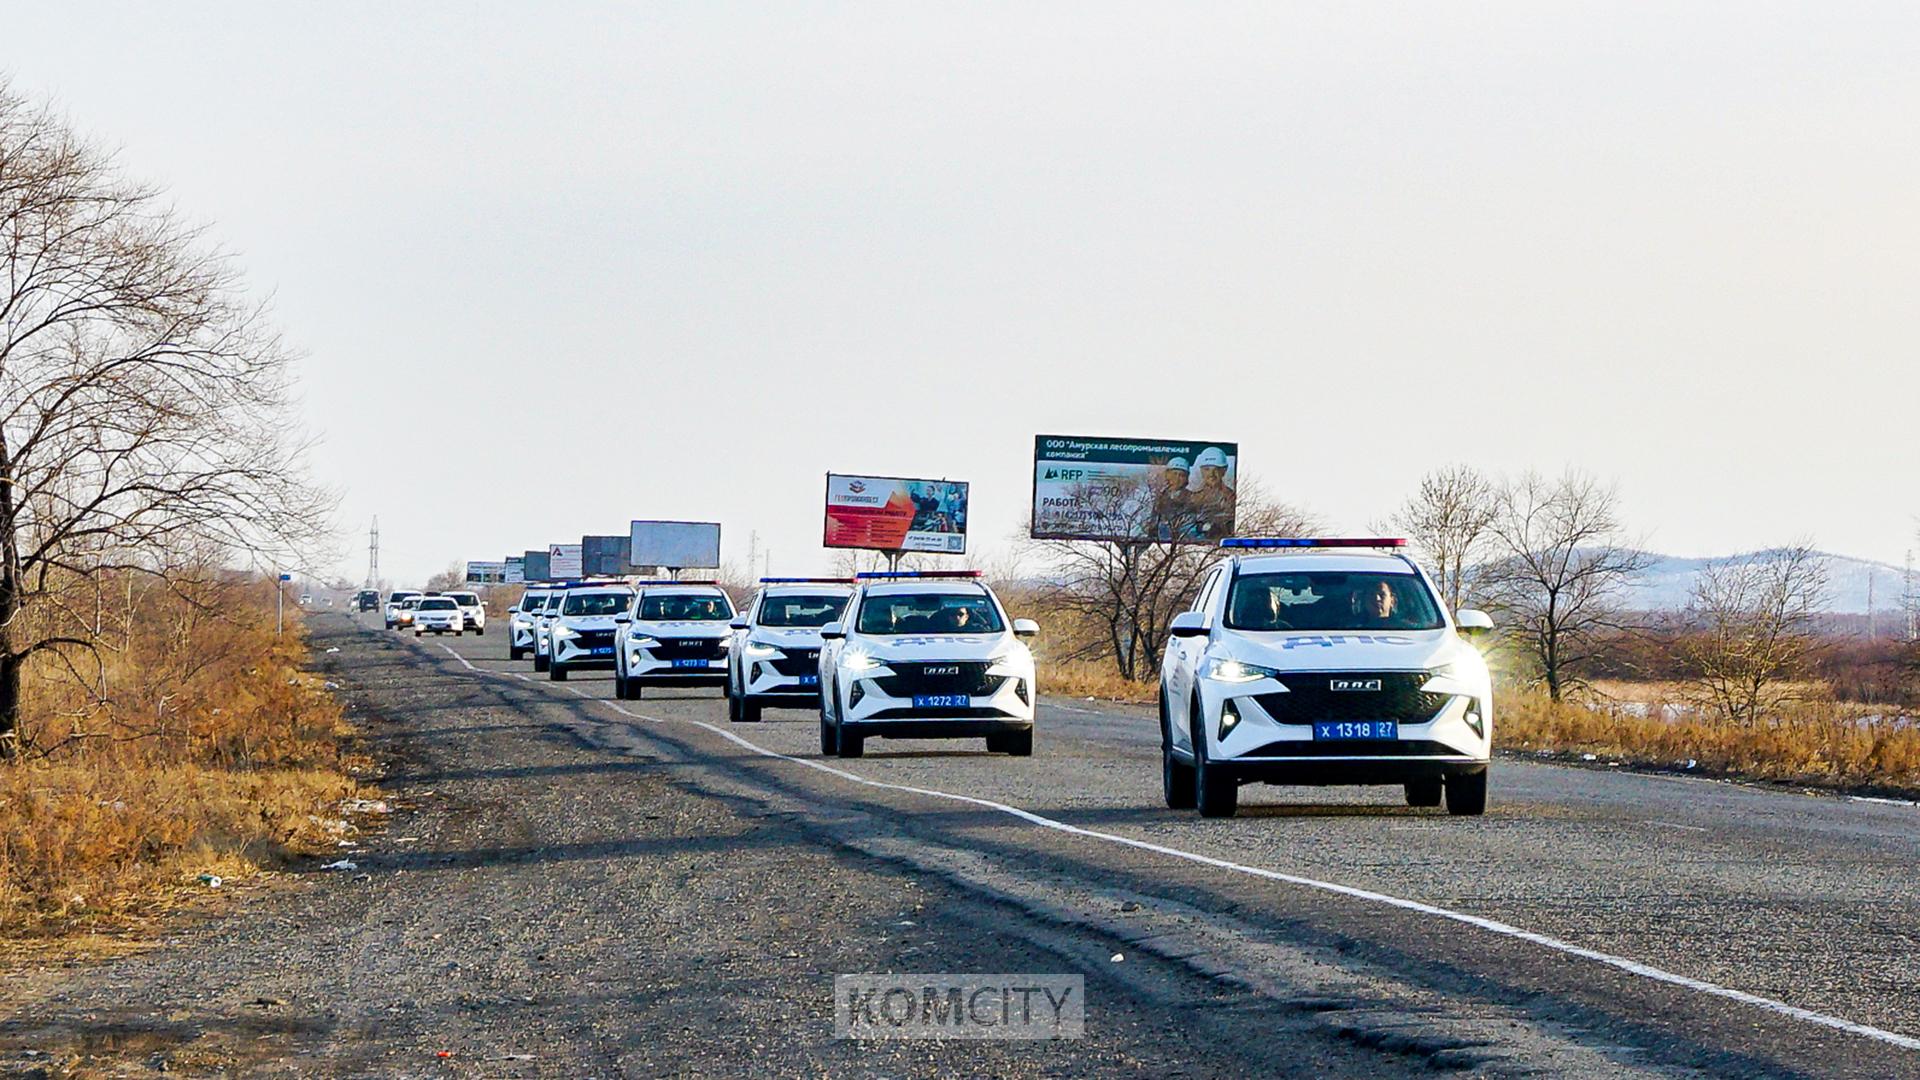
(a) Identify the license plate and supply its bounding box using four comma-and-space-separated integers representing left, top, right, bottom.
797, 674, 819, 687
913, 694, 970, 709
1312, 721, 1398, 741
589, 646, 613, 656
672, 658, 709, 669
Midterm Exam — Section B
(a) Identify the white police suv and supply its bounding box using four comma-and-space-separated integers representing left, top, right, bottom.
384, 590, 422, 629
1158, 538, 1495, 818
508, 586, 549, 661
724, 578, 854, 723
531, 587, 567, 672
817, 571, 1038, 758
547, 584, 636, 681
612, 582, 737, 700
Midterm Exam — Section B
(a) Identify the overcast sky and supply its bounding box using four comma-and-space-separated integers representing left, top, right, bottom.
7, 3, 1917, 585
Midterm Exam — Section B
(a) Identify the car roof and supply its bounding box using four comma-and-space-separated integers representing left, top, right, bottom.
762, 583, 853, 597
859, 580, 992, 597
566, 586, 633, 597
1229, 552, 1420, 575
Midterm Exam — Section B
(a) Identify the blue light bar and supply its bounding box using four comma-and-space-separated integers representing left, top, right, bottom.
759, 577, 856, 584
1219, 537, 1408, 549
631, 579, 720, 586
853, 570, 984, 580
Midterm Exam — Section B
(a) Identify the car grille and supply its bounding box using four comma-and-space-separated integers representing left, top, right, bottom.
1241, 739, 1464, 758
573, 629, 616, 648
871, 662, 1003, 698
768, 650, 818, 677
1252, 672, 1452, 725
648, 638, 726, 662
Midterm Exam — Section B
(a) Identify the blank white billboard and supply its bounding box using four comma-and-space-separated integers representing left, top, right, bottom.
630, 520, 721, 570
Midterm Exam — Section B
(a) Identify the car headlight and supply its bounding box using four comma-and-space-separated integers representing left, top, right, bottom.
986, 650, 1027, 675
744, 640, 781, 657
553, 625, 578, 640
1204, 657, 1280, 683
843, 650, 883, 672
628, 636, 661, 650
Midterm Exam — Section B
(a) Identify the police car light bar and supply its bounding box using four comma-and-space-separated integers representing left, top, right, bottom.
630, 579, 720, 586
1219, 537, 1408, 549
853, 570, 985, 580
759, 577, 857, 584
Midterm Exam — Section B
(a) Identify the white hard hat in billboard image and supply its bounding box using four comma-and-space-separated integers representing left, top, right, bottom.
1194, 447, 1229, 470
1165, 457, 1191, 472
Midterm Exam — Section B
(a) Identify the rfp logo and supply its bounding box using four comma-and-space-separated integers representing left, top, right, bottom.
1329, 679, 1382, 692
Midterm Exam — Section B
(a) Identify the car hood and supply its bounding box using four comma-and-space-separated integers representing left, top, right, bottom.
557, 615, 620, 630
631, 621, 732, 639
857, 634, 1015, 663
1220, 629, 1463, 671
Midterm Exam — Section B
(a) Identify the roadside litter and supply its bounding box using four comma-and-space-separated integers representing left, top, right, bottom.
197, 874, 223, 888
320, 859, 358, 872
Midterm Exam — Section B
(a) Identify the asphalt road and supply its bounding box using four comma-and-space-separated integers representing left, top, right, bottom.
5, 614, 1917, 1077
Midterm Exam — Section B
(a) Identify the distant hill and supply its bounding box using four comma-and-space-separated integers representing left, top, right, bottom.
1621, 550, 1908, 615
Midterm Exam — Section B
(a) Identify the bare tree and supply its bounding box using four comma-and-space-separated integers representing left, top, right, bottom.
1678, 544, 1830, 726
1020, 478, 1318, 680
0, 84, 330, 754
1385, 464, 1498, 611
424, 563, 465, 593
1480, 470, 1647, 701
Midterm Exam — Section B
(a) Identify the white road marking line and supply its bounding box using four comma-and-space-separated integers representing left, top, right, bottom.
1649, 821, 1709, 833
1848, 796, 1918, 808
430, 641, 1920, 1053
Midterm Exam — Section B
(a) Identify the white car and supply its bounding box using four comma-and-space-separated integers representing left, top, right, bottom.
412, 594, 465, 636
547, 585, 636, 681
508, 587, 549, 661
394, 594, 424, 631
446, 590, 486, 634
531, 588, 567, 672
724, 578, 854, 723
817, 571, 1038, 759
612, 583, 736, 700
384, 590, 422, 629
1157, 538, 1496, 819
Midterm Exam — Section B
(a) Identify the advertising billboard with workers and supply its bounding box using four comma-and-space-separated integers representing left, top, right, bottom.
464, 560, 510, 584
823, 473, 969, 553
1031, 434, 1239, 542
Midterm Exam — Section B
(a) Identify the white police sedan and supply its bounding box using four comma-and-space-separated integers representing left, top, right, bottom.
724, 578, 853, 723
1158, 538, 1495, 818
817, 572, 1037, 759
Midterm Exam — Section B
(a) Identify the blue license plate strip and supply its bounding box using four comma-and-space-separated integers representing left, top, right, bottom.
912, 694, 970, 709
1312, 721, 1399, 741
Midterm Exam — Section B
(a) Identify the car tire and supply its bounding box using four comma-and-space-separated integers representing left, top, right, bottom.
414, 630, 422, 638
614, 669, 628, 699
624, 677, 643, 700
534, 653, 549, 672
1192, 696, 1238, 819
1405, 779, 1443, 808
1161, 692, 1196, 809
476, 625, 486, 636
1445, 769, 1488, 817
727, 691, 741, 722
998, 728, 1032, 756
832, 683, 862, 757
740, 699, 762, 723
549, 662, 568, 681
510, 645, 525, 661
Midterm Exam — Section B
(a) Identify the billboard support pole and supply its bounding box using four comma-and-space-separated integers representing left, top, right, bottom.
885, 550, 904, 574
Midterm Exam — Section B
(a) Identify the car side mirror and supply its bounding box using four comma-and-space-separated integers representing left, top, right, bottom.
729, 616, 749, 631
615, 613, 631, 623
1169, 611, 1211, 638
1012, 618, 1039, 637
820, 621, 845, 641
1455, 609, 1494, 636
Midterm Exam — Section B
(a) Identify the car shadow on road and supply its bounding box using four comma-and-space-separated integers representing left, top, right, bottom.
380, 759, 661, 785
304, 828, 793, 875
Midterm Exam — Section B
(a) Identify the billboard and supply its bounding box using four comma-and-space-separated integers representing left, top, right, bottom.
504, 555, 525, 584
582, 534, 642, 577
630, 521, 722, 569
521, 549, 551, 582
464, 560, 510, 584
1031, 434, 1239, 542
824, 474, 969, 554
548, 543, 583, 578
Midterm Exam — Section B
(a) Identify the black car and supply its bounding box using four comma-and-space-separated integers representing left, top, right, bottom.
356, 589, 380, 612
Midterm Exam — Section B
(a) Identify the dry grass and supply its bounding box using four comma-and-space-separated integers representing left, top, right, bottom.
0, 575, 363, 940
1040, 661, 1156, 705
1500, 687, 1920, 796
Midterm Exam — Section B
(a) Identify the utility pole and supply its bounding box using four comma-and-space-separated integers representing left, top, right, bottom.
367, 516, 380, 591
1867, 571, 1876, 639
1904, 550, 1916, 642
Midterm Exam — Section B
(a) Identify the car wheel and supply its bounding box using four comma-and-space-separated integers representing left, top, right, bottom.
1161, 692, 1196, 809
727, 690, 741, 722
832, 683, 862, 757
993, 728, 1032, 756
549, 662, 568, 681
534, 653, 549, 672
1192, 695, 1238, 819
625, 677, 643, 700
740, 699, 762, 723
614, 668, 627, 699
819, 712, 837, 755
476, 625, 486, 636
1445, 769, 1488, 817
414, 629, 422, 638
510, 645, 525, 661
1404, 779, 1443, 808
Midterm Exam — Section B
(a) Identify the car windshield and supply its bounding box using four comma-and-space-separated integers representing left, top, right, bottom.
756, 594, 847, 628
1223, 571, 1444, 632
563, 592, 632, 616
639, 594, 732, 621
451, 594, 479, 606
542, 594, 564, 613
420, 598, 457, 610
856, 592, 1004, 635
518, 594, 545, 610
